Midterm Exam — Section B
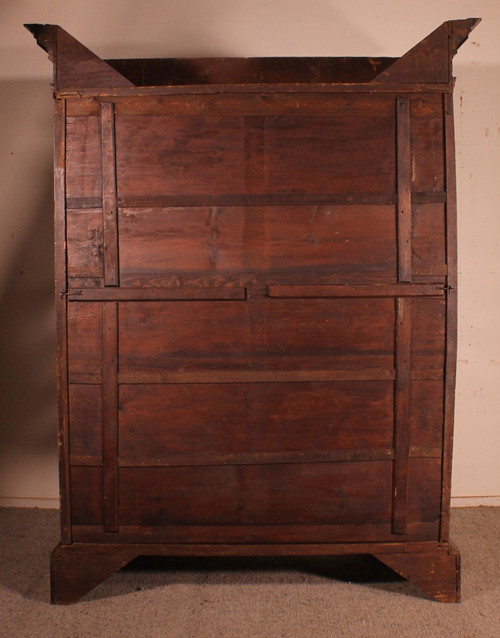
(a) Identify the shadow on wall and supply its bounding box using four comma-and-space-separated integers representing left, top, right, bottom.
0, 80, 57, 498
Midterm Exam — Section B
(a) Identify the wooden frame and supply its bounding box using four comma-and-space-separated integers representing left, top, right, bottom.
26, 18, 480, 604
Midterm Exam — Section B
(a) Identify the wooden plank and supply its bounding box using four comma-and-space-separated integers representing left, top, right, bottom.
441, 92, 459, 542
117, 205, 397, 287
25, 24, 133, 91
118, 381, 394, 462
65, 191, 449, 209
397, 97, 412, 282
117, 450, 394, 467
66, 209, 104, 279
68, 287, 247, 301
267, 284, 444, 298
102, 302, 119, 532
65, 116, 102, 200
117, 369, 396, 384
118, 462, 393, 526
69, 385, 102, 461
392, 297, 412, 534
115, 114, 396, 198
101, 102, 119, 286
54, 97, 72, 544
68, 93, 396, 117
410, 297, 446, 370
67, 302, 102, 374
118, 298, 395, 374
65, 536, 444, 554
55, 82, 455, 99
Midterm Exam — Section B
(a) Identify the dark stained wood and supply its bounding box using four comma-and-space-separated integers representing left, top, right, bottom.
54, 98, 71, 544
66, 209, 103, 279
411, 203, 446, 277
65, 191, 450, 210
376, 19, 480, 85
25, 24, 133, 91
102, 302, 119, 532
115, 114, 396, 198
117, 369, 396, 384
71, 522, 440, 545
392, 298, 411, 534
396, 97, 412, 282
69, 384, 102, 462
101, 103, 119, 286
267, 284, 444, 298
441, 92, 459, 542
118, 462, 393, 526
374, 544, 460, 603
50, 543, 136, 604
68, 287, 247, 301
118, 381, 394, 463
65, 116, 101, 200
27, 20, 475, 603
118, 298, 395, 373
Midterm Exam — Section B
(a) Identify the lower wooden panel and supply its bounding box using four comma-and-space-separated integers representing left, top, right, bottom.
118, 462, 393, 526
118, 381, 394, 463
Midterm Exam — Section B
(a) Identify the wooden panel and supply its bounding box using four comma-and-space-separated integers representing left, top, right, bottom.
118, 205, 397, 286
115, 115, 395, 197
69, 385, 102, 462
410, 297, 446, 370
101, 103, 119, 286
407, 458, 442, 524
68, 93, 396, 117
66, 209, 103, 279
65, 116, 101, 199
67, 302, 102, 374
411, 114, 445, 192
70, 467, 103, 525
397, 97, 412, 282
412, 203, 446, 276
119, 461, 393, 526
409, 380, 444, 449
102, 302, 119, 532
118, 381, 394, 463
392, 297, 411, 534
118, 298, 395, 373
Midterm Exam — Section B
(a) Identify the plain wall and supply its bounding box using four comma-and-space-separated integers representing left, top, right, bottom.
0, 0, 499, 508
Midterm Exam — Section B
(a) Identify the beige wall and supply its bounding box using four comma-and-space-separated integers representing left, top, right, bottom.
1, 0, 499, 508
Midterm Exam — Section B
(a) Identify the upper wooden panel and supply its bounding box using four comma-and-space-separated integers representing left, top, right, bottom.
26, 20, 480, 92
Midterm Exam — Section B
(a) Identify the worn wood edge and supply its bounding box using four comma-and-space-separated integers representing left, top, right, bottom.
54, 83, 455, 98
68, 368, 443, 385
267, 284, 444, 298
54, 98, 71, 543
373, 542, 461, 603
440, 92, 459, 543
396, 97, 412, 282
392, 298, 411, 534
101, 102, 119, 286
58, 539, 445, 556
69, 446, 441, 467
102, 302, 119, 532
50, 543, 136, 604
65, 192, 446, 210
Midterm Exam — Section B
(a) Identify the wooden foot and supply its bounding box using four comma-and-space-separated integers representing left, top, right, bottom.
50, 544, 136, 604
373, 543, 461, 603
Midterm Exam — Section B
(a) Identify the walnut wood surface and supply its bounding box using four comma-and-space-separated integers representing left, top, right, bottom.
25, 18, 480, 603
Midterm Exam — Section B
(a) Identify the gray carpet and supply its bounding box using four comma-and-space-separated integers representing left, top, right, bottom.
0, 507, 498, 637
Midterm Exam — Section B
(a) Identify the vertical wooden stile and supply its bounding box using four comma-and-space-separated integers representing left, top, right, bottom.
102, 302, 119, 532
54, 97, 72, 543
101, 102, 119, 286
440, 92, 459, 541
396, 97, 412, 283
392, 297, 411, 534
